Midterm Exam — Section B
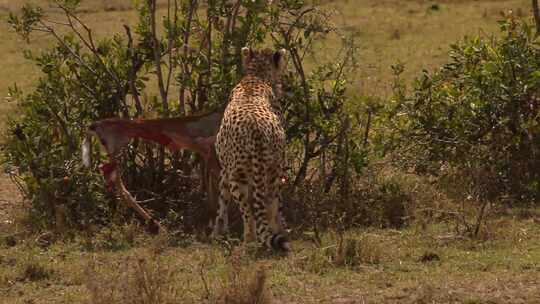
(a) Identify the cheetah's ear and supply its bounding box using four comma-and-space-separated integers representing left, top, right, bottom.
241, 47, 252, 63
273, 48, 287, 69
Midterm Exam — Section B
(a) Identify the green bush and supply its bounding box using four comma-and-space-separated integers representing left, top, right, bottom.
391, 17, 540, 203
3, 40, 123, 230
3, 0, 360, 232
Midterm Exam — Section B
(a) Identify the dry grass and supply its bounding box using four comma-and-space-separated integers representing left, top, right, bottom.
0, 214, 538, 303
85, 253, 181, 304
1, 1, 539, 303
321, 0, 531, 98
216, 250, 272, 304
17, 257, 53, 282
0, 0, 532, 122
80, 245, 273, 304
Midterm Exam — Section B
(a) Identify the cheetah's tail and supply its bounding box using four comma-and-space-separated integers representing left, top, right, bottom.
270, 233, 290, 252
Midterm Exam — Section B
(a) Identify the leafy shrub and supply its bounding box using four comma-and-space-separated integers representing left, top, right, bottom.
287, 166, 412, 238
391, 17, 540, 203
4, 0, 360, 233
2, 40, 118, 230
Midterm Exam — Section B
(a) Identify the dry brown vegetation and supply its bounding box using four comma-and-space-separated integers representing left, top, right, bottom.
2, 213, 539, 303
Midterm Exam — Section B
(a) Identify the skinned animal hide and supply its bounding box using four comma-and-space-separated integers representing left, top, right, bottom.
82, 110, 223, 233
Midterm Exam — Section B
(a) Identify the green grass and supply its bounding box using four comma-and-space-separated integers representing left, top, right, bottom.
324, 0, 532, 98
1, 217, 539, 303
0, 0, 533, 108
1, 1, 539, 303
0, 0, 532, 131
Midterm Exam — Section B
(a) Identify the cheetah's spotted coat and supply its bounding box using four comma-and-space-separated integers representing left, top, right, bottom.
213, 47, 289, 251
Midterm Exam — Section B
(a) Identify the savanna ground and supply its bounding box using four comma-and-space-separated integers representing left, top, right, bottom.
1, 0, 540, 303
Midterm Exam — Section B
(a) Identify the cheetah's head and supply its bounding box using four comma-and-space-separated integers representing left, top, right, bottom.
241, 47, 287, 84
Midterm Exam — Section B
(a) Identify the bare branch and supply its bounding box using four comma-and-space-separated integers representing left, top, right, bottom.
54, 2, 122, 87
533, 0, 540, 36
124, 25, 143, 117
39, 21, 99, 76
148, 0, 169, 116
178, 0, 197, 115
164, 0, 176, 97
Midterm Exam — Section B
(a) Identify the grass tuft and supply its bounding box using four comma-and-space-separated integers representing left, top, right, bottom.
418, 251, 440, 263
20, 261, 51, 282
85, 251, 180, 304
217, 249, 272, 304
335, 232, 384, 267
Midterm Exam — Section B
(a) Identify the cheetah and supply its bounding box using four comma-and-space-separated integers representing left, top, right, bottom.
212, 47, 289, 251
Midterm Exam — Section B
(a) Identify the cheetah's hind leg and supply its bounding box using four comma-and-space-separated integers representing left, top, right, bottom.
251, 161, 290, 252
211, 171, 230, 239
228, 174, 257, 244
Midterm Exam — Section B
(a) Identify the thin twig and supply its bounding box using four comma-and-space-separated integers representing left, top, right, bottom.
363, 110, 372, 149
178, 0, 196, 115
39, 21, 99, 78
533, 0, 540, 36
148, 0, 169, 115
124, 25, 143, 116
164, 0, 175, 97
55, 2, 121, 86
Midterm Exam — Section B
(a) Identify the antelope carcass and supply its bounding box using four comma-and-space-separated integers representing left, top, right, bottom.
82, 109, 223, 233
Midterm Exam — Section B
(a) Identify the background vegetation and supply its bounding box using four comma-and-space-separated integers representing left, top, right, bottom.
1, 0, 539, 303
